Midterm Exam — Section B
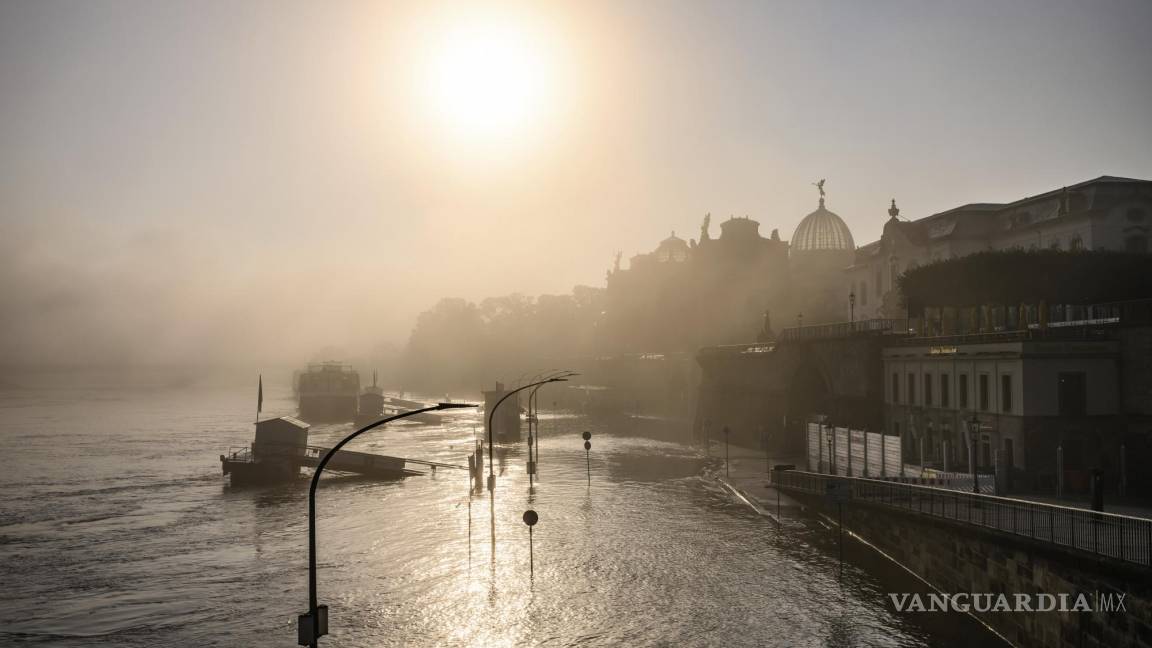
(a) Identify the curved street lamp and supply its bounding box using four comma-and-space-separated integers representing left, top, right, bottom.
486, 376, 572, 491
527, 370, 577, 480
300, 401, 476, 648
483, 376, 571, 567
519, 370, 553, 483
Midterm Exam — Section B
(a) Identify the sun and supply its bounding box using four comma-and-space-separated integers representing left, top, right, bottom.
422, 14, 556, 144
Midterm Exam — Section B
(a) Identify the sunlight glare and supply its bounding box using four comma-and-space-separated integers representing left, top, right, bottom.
424, 13, 556, 144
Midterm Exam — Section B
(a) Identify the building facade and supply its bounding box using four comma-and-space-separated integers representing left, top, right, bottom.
601, 216, 792, 353
849, 176, 1152, 320
883, 336, 1123, 493
605, 176, 1152, 355
601, 190, 857, 353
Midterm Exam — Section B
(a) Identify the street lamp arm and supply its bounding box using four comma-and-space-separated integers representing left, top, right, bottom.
524, 371, 578, 466
529, 371, 578, 404
306, 401, 475, 646
486, 377, 570, 484
309, 403, 473, 493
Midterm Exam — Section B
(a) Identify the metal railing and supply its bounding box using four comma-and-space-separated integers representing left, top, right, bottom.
773, 470, 1152, 567
892, 325, 1116, 347
225, 445, 254, 462
778, 318, 901, 343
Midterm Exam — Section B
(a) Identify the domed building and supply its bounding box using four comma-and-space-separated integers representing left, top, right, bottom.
791, 197, 855, 252
789, 182, 858, 322
653, 231, 689, 263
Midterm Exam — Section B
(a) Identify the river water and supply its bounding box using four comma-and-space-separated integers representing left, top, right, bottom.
0, 372, 997, 647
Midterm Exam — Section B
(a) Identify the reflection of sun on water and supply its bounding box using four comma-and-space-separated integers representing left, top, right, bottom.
420, 11, 559, 147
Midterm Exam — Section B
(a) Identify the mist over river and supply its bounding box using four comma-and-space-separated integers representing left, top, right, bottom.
0, 372, 996, 647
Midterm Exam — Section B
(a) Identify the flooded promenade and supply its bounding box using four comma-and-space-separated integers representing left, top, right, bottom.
1, 375, 996, 647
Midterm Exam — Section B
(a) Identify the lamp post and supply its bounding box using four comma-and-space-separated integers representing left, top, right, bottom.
522, 509, 538, 578
849, 290, 856, 324
300, 402, 475, 648
967, 414, 980, 495
487, 376, 572, 492
582, 431, 592, 486
723, 426, 730, 478
526, 370, 575, 482
522, 371, 548, 485
762, 424, 769, 474
704, 419, 710, 458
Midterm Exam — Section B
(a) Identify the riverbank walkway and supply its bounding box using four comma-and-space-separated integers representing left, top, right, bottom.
710, 438, 1152, 523
704, 440, 807, 524
709, 441, 1152, 559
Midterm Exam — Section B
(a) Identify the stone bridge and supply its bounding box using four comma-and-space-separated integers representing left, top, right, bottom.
695, 319, 902, 451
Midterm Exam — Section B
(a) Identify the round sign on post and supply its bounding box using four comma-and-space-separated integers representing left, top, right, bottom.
522, 509, 539, 579
582, 436, 592, 486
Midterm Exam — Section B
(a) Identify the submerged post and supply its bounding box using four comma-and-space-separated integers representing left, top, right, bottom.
762, 425, 769, 474
724, 426, 730, 478
483, 374, 574, 566
522, 509, 538, 579
583, 434, 592, 484
486, 376, 571, 492
838, 502, 844, 582
527, 375, 562, 481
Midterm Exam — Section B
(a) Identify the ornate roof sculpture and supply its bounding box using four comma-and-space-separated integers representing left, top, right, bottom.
791, 179, 855, 251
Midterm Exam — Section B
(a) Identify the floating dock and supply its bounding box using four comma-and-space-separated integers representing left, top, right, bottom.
220, 416, 469, 487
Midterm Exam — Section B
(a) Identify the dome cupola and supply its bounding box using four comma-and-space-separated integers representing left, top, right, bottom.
791, 179, 855, 251
654, 231, 689, 262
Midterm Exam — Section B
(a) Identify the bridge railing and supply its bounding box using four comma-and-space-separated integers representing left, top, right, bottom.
778, 318, 902, 343
773, 470, 1152, 567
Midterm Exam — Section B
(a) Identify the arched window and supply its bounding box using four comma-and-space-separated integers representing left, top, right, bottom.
861, 280, 869, 306
1126, 235, 1148, 254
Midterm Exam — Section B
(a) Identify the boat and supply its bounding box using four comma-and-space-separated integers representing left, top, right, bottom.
220, 416, 311, 486
353, 370, 387, 427
296, 361, 360, 422
220, 416, 425, 487
219, 380, 457, 486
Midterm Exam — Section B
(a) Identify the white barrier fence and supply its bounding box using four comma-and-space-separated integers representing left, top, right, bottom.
805, 422, 994, 493
806, 423, 901, 478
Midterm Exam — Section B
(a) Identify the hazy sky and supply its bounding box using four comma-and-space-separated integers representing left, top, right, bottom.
2, 0, 1151, 367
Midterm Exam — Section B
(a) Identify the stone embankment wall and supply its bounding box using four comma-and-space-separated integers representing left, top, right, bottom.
788, 491, 1152, 648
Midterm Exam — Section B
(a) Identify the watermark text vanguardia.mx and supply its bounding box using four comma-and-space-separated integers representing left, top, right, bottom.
889, 592, 1126, 613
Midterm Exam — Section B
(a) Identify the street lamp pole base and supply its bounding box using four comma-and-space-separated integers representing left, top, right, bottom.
298, 605, 328, 646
